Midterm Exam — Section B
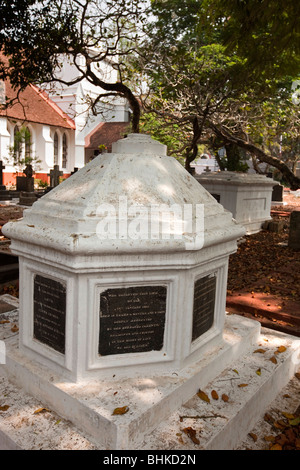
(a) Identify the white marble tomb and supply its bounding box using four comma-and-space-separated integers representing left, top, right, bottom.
3, 134, 245, 382
195, 171, 275, 234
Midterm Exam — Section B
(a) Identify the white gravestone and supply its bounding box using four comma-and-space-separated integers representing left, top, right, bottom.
3, 134, 245, 381
195, 171, 275, 234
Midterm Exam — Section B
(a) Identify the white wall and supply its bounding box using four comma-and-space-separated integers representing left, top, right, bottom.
1, 118, 76, 175
0, 117, 10, 164
45, 54, 129, 160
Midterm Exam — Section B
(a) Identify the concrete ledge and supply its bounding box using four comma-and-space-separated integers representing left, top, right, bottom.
0, 313, 260, 450
1, 312, 299, 450
138, 325, 300, 450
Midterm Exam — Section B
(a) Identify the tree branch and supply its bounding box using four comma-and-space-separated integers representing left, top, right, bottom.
209, 121, 300, 189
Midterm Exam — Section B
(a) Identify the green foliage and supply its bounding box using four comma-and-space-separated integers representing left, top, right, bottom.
136, 1, 300, 180
221, 144, 249, 172
7, 126, 41, 173
201, 0, 300, 78
140, 112, 186, 165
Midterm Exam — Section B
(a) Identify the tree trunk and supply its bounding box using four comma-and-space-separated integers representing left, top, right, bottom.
210, 122, 300, 190
86, 65, 141, 133
185, 116, 206, 173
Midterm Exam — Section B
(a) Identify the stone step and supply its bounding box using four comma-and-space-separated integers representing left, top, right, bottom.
138, 324, 300, 451
0, 312, 299, 451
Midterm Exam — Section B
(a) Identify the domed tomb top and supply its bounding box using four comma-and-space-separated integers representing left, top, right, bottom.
3, 134, 245, 254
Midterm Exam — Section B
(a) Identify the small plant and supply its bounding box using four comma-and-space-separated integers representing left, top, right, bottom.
98, 144, 108, 153
5, 125, 41, 175
38, 180, 49, 188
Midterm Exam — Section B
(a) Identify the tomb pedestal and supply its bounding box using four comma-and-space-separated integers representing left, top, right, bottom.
0, 186, 12, 201
18, 191, 37, 206
195, 171, 275, 234
3, 134, 245, 381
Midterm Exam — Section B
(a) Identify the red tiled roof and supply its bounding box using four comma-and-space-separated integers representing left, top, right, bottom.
0, 79, 75, 129
85, 121, 130, 152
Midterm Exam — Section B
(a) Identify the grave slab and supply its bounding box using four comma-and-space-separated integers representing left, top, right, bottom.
195, 172, 275, 234
288, 210, 300, 251
0, 161, 11, 201
0, 306, 299, 450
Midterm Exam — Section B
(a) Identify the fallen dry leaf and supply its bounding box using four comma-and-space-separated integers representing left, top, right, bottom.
221, 394, 229, 402
182, 427, 200, 445
289, 417, 300, 426
256, 368, 261, 376
270, 443, 282, 450
270, 356, 278, 364
248, 432, 257, 442
276, 346, 287, 354
238, 383, 248, 388
264, 413, 274, 424
273, 420, 287, 430
11, 324, 19, 333
282, 412, 295, 420
112, 406, 129, 415
0, 405, 10, 412
197, 390, 210, 403
254, 349, 266, 354
33, 407, 50, 414
211, 390, 219, 400
264, 435, 276, 442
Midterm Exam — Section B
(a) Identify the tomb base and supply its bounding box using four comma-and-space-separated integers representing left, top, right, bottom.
0, 187, 12, 201
18, 191, 37, 206
0, 303, 299, 450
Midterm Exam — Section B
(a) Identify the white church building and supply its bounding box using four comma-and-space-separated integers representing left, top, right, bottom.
0, 55, 130, 186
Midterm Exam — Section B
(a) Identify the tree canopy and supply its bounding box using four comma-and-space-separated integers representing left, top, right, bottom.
133, 0, 300, 188
0, 0, 299, 187
201, 0, 300, 78
0, 0, 150, 132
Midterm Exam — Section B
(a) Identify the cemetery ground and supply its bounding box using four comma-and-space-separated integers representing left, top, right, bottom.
0, 190, 299, 450
226, 190, 300, 338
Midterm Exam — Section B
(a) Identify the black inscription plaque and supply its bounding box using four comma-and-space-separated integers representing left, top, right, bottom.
192, 274, 216, 341
99, 285, 167, 356
33, 274, 66, 354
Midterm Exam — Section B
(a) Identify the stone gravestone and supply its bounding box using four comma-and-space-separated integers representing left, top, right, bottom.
272, 183, 283, 205
288, 210, 300, 251
49, 165, 63, 188
0, 160, 12, 200
18, 164, 37, 206
203, 165, 211, 173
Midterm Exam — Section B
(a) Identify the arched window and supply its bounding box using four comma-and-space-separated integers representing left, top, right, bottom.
24, 127, 31, 159
54, 132, 59, 165
13, 125, 21, 161
62, 133, 68, 169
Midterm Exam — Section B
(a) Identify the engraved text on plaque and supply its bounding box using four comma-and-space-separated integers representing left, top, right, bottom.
99, 285, 167, 356
192, 274, 216, 341
33, 274, 66, 354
